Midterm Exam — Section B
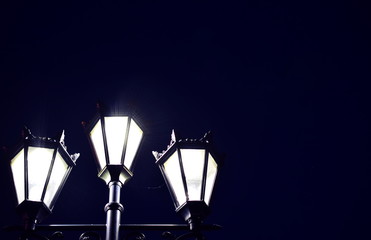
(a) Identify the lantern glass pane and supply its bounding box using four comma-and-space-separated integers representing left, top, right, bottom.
99, 169, 111, 185
204, 153, 218, 205
44, 152, 69, 208
28, 147, 54, 201
10, 149, 25, 204
180, 149, 205, 201
90, 120, 106, 170
119, 172, 130, 185
163, 151, 186, 207
105, 117, 128, 165
124, 119, 143, 170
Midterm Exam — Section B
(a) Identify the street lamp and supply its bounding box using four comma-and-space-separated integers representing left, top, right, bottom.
9, 127, 79, 232
5, 105, 222, 240
152, 130, 219, 233
83, 104, 144, 240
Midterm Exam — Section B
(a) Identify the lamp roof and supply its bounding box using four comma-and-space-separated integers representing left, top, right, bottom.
20, 126, 79, 164
152, 130, 213, 162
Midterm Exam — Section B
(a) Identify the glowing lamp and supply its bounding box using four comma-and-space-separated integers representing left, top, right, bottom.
152, 130, 219, 230
10, 127, 79, 230
84, 106, 144, 185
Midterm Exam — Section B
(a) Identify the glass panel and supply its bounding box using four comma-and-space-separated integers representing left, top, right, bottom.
28, 147, 54, 201
105, 117, 128, 165
180, 149, 205, 201
124, 119, 143, 170
10, 149, 25, 204
43, 152, 69, 208
99, 169, 111, 185
90, 120, 106, 170
163, 151, 186, 207
119, 172, 130, 185
204, 153, 218, 205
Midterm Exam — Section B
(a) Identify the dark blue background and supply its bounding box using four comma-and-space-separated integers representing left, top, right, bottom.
1, 0, 371, 239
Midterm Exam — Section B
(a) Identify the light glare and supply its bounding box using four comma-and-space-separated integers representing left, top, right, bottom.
105, 117, 128, 165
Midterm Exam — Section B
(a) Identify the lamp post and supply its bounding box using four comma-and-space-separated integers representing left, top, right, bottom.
152, 130, 219, 237
83, 104, 144, 240
9, 127, 79, 235
5, 104, 222, 240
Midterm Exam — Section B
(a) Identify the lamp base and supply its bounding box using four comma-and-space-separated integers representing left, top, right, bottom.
16, 200, 51, 230
98, 165, 133, 186
176, 201, 210, 231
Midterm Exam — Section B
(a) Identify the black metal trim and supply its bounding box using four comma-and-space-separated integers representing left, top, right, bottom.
48, 166, 72, 210
200, 150, 209, 202
100, 115, 110, 167
15, 200, 52, 226
57, 145, 77, 167
104, 202, 124, 212
40, 147, 58, 204
98, 164, 133, 184
175, 201, 210, 224
24, 143, 29, 201
123, 118, 144, 174
177, 148, 189, 203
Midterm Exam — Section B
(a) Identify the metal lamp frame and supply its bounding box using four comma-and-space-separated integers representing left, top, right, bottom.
83, 105, 144, 185
153, 130, 219, 231
9, 127, 78, 230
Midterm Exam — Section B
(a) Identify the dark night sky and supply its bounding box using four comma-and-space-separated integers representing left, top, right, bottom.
1, 1, 371, 239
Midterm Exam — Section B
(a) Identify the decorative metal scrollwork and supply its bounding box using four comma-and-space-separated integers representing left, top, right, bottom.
161, 231, 177, 240
122, 231, 146, 240
161, 231, 204, 240
6, 223, 220, 240
79, 231, 102, 240
50, 231, 64, 240
174, 232, 204, 240
20, 231, 50, 240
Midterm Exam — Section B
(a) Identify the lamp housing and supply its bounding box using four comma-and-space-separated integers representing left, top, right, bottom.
9, 127, 79, 228
84, 105, 144, 185
153, 130, 219, 228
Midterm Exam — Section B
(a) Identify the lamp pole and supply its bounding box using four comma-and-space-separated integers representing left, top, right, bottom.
105, 181, 123, 240
83, 105, 144, 240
